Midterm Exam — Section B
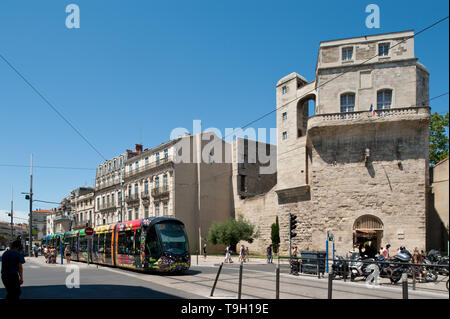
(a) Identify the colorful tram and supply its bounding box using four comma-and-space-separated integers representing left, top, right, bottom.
43, 217, 190, 273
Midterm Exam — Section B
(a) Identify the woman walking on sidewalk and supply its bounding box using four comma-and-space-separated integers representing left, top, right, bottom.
65, 245, 72, 264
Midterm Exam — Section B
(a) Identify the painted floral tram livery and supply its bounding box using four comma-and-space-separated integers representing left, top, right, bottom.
43, 217, 190, 273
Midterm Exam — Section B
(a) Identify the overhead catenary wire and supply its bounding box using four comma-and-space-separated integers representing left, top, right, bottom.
0, 164, 95, 171
0, 54, 107, 161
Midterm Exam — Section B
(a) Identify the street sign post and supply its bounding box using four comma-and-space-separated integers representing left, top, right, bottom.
85, 227, 94, 265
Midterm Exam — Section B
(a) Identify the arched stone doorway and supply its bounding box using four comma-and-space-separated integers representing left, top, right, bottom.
353, 215, 384, 252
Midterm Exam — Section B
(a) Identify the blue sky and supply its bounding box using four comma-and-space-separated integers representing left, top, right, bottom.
0, 0, 448, 222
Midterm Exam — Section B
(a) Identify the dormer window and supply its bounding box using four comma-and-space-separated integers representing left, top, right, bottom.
342, 47, 353, 61
378, 43, 390, 57
282, 86, 288, 94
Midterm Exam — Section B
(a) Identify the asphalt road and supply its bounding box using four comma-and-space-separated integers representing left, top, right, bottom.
1, 253, 448, 299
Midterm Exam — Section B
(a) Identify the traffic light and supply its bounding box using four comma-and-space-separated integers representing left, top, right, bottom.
289, 213, 297, 238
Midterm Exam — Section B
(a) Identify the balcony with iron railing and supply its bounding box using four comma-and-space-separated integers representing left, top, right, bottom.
124, 156, 172, 178
125, 193, 140, 203
141, 190, 150, 200
98, 202, 117, 211
307, 106, 430, 131
151, 185, 170, 198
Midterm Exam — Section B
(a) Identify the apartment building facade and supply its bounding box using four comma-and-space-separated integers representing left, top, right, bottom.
94, 152, 129, 226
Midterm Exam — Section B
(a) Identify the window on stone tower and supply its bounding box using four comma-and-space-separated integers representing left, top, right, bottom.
282, 86, 288, 94
282, 131, 288, 140
340, 93, 355, 113
378, 43, 390, 57
377, 89, 392, 110
342, 47, 353, 61
282, 112, 287, 121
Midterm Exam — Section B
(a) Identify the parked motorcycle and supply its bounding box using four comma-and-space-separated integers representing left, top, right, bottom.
389, 251, 412, 284
437, 257, 449, 276
349, 253, 375, 281
374, 255, 393, 279
421, 256, 439, 282
331, 255, 349, 279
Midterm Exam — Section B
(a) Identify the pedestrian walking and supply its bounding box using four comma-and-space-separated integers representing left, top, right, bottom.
412, 247, 424, 282
292, 246, 298, 258
65, 245, 72, 264
203, 244, 207, 260
43, 245, 48, 263
33, 244, 39, 258
1, 240, 25, 301
224, 245, 233, 263
245, 247, 249, 262
239, 245, 245, 262
266, 245, 273, 264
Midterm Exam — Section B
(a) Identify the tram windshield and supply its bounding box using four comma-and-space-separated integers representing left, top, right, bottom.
155, 222, 189, 255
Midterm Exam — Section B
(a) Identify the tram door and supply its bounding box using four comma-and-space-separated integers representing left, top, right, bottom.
105, 232, 112, 265
133, 229, 141, 267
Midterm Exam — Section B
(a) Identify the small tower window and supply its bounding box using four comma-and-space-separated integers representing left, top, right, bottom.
342, 47, 353, 61
282, 86, 288, 94
282, 112, 287, 121
282, 131, 288, 140
378, 43, 390, 57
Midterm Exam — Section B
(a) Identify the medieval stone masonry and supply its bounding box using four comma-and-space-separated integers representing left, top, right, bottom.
236, 30, 431, 255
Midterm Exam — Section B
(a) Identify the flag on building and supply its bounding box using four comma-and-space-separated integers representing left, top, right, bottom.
370, 104, 376, 116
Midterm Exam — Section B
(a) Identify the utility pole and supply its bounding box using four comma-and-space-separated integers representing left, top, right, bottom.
119, 168, 123, 223
28, 154, 33, 257
10, 186, 14, 241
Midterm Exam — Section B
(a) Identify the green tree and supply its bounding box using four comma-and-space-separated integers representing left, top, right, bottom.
207, 215, 255, 251
429, 112, 449, 165
271, 216, 280, 254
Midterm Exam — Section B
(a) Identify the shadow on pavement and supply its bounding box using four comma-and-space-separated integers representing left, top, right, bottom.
0, 284, 183, 299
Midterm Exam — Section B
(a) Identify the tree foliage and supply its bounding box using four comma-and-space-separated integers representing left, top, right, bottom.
429, 112, 449, 165
271, 216, 280, 254
207, 215, 255, 251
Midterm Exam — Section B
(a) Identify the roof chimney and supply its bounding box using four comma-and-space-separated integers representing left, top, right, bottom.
135, 144, 143, 153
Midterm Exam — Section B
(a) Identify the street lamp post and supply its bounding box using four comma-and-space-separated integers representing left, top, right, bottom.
29, 154, 33, 257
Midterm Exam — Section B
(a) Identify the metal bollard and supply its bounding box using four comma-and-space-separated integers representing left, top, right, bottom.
402, 273, 408, 299
276, 263, 280, 299
317, 260, 320, 279
412, 269, 416, 290
238, 261, 243, 299
328, 268, 333, 299
210, 262, 223, 297
197, 251, 198, 266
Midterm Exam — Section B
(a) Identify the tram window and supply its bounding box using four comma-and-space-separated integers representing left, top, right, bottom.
156, 223, 188, 254
98, 234, 104, 253
134, 229, 141, 256
80, 237, 87, 252
93, 234, 98, 252
105, 233, 112, 254
145, 226, 161, 260
118, 230, 133, 255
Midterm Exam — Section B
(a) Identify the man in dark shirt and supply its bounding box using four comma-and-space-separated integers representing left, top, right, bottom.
1, 240, 25, 301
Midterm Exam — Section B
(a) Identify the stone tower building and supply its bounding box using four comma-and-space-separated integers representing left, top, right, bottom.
236, 30, 431, 255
